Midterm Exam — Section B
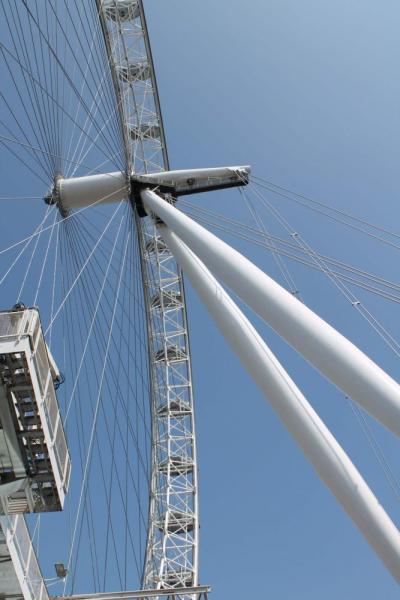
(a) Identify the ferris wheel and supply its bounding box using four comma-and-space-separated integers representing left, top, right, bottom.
1, 1, 400, 599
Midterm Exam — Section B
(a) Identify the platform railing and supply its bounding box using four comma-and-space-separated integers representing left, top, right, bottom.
52, 586, 210, 600
0, 513, 49, 600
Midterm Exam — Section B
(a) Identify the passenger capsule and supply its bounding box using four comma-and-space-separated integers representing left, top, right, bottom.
0, 307, 70, 515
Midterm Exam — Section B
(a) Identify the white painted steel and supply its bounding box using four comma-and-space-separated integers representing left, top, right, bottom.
58, 165, 250, 211
160, 225, 400, 583
141, 190, 400, 438
58, 172, 129, 210
136, 166, 250, 183
0, 514, 49, 600
135, 166, 251, 194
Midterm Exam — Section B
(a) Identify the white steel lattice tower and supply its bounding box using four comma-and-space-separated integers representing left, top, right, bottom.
98, 0, 199, 591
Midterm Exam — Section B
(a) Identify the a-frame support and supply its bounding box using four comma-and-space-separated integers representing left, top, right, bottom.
141, 188, 400, 439
142, 191, 400, 583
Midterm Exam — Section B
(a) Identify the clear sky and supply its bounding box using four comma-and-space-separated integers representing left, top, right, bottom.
1, 1, 400, 598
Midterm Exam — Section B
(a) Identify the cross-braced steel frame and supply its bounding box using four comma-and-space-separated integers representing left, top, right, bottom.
97, 1, 199, 592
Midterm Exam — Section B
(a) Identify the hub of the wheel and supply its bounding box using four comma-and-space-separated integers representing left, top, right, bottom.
43, 173, 62, 206
43, 165, 251, 217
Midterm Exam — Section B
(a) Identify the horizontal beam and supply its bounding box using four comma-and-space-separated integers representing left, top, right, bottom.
53, 586, 211, 600
53, 166, 250, 212
133, 166, 250, 198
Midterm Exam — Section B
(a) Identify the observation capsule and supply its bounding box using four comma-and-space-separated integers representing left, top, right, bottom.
0, 307, 70, 515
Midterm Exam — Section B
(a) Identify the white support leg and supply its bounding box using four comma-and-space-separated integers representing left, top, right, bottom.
159, 225, 400, 583
141, 189, 400, 438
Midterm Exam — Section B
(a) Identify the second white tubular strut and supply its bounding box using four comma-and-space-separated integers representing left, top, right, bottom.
159, 225, 400, 583
141, 189, 400, 438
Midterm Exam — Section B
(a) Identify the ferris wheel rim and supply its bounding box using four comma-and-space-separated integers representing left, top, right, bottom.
94, 0, 200, 592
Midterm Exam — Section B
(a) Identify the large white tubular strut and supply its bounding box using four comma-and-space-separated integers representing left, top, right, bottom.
158, 226, 400, 583
141, 189, 400, 439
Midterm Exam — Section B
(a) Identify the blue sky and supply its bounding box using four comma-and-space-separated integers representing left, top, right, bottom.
1, 1, 400, 598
